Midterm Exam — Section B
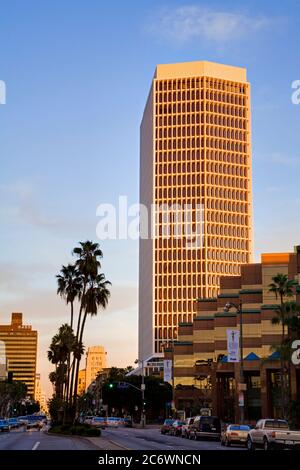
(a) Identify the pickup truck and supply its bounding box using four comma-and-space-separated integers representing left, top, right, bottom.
247, 419, 300, 450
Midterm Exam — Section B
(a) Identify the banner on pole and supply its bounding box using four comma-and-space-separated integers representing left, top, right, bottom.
163, 359, 172, 382
227, 329, 240, 362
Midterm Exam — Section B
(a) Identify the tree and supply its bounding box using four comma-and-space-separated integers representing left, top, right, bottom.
55, 241, 111, 422
48, 324, 76, 401
268, 274, 295, 419
56, 264, 82, 329
0, 381, 27, 418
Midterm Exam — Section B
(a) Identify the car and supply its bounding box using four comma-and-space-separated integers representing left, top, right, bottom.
8, 418, 19, 429
83, 415, 94, 425
169, 420, 185, 436
221, 424, 251, 447
0, 419, 10, 432
191, 415, 221, 441
247, 419, 300, 450
106, 417, 121, 427
90, 417, 107, 429
160, 419, 175, 434
181, 417, 195, 439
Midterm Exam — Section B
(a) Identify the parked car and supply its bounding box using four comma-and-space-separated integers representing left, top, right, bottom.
169, 420, 185, 436
90, 417, 107, 429
160, 419, 175, 434
247, 419, 300, 450
191, 415, 221, 440
0, 419, 10, 432
221, 424, 251, 447
181, 417, 195, 439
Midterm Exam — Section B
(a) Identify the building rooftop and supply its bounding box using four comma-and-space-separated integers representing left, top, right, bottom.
154, 60, 247, 83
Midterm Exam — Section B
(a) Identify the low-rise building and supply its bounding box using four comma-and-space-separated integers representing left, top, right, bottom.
165, 247, 300, 422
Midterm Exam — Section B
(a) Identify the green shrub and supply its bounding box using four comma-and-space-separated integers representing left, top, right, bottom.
84, 427, 101, 437
49, 423, 100, 436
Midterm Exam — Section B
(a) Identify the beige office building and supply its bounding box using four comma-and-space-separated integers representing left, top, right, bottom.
85, 346, 107, 390
139, 61, 253, 361
0, 313, 37, 397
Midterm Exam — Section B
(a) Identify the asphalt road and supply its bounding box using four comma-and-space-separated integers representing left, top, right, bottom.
102, 426, 244, 450
0, 426, 246, 450
0, 428, 99, 450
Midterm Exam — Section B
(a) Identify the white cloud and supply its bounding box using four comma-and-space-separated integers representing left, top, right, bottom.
147, 6, 278, 45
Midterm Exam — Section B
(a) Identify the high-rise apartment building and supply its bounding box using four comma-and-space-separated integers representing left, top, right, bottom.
139, 61, 253, 361
0, 313, 37, 397
85, 345, 107, 390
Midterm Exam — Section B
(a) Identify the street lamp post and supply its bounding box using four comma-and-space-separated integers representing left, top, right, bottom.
135, 359, 146, 428
224, 301, 244, 424
162, 341, 175, 417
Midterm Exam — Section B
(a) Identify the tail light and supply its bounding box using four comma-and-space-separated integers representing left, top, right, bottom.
270, 432, 276, 438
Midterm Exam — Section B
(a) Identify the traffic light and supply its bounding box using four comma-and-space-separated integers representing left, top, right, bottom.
108, 383, 114, 389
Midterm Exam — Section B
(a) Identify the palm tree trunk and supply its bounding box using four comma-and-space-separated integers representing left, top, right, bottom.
69, 283, 86, 408
70, 302, 74, 330
280, 295, 286, 419
65, 301, 74, 404
72, 310, 88, 420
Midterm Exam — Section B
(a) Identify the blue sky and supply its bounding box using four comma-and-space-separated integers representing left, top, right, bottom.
1, 0, 300, 395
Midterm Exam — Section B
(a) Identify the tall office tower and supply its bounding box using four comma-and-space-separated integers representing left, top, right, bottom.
139, 61, 253, 362
85, 345, 107, 390
0, 313, 37, 397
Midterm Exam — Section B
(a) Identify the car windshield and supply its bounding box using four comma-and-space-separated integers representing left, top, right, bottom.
164, 419, 174, 425
265, 420, 289, 429
230, 425, 250, 431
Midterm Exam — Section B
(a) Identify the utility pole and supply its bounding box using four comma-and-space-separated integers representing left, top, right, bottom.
224, 301, 245, 424
135, 359, 146, 428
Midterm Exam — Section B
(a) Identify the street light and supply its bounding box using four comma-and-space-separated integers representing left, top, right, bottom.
223, 301, 245, 424
161, 341, 175, 417
135, 358, 146, 428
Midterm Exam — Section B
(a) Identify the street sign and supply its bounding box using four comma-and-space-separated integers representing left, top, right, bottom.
164, 360, 172, 382
227, 329, 240, 362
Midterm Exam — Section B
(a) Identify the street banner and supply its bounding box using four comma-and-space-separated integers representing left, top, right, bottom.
226, 329, 240, 362
163, 359, 172, 382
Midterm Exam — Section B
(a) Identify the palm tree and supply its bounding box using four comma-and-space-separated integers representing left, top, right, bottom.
269, 273, 294, 308
48, 324, 76, 400
56, 264, 82, 329
72, 272, 111, 412
68, 241, 110, 416
268, 274, 295, 418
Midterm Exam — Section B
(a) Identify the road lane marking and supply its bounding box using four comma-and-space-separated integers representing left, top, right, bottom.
32, 441, 40, 450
